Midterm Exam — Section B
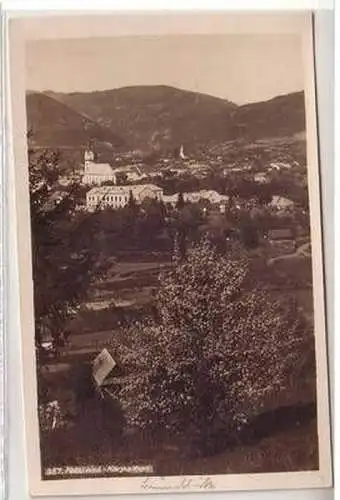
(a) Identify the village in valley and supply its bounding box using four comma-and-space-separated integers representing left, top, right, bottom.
19, 13, 327, 482
36, 132, 313, 355
83, 145, 295, 214
28, 85, 315, 479
57, 138, 310, 257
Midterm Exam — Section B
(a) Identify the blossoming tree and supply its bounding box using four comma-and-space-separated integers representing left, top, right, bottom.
111, 239, 315, 456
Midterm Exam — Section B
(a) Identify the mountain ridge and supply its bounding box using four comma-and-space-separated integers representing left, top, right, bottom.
26, 92, 124, 149
26, 85, 305, 153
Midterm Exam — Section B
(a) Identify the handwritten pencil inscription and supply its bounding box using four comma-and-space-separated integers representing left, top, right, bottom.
141, 476, 216, 492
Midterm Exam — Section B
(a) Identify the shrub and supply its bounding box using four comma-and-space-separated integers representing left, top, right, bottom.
111, 239, 315, 456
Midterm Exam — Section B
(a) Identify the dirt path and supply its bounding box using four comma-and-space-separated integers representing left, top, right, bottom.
267, 242, 311, 265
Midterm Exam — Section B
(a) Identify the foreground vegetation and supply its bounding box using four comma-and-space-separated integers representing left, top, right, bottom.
32, 146, 317, 476
38, 239, 317, 474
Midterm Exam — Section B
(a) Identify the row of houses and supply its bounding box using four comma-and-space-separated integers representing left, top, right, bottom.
82, 150, 210, 185
86, 185, 230, 212
163, 190, 229, 207
85, 184, 295, 214
224, 162, 297, 184
83, 149, 299, 188
81, 150, 296, 214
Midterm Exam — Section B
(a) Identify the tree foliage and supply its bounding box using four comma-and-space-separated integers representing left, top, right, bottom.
111, 239, 315, 455
29, 148, 109, 350
176, 192, 185, 209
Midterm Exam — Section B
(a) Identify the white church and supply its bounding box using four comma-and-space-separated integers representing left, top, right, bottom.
82, 150, 117, 185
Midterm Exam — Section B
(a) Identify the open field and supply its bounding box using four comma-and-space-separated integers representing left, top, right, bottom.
69, 249, 314, 338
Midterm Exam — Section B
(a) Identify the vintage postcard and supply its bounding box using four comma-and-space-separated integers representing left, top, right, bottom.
8, 11, 332, 496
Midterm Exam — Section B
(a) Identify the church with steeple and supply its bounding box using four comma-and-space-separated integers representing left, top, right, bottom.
82, 149, 117, 185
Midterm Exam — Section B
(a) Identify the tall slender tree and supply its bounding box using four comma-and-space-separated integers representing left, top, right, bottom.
29, 147, 109, 352
175, 191, 185, 210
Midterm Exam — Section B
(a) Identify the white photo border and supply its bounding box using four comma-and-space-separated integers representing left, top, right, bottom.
7, 11, 332, 497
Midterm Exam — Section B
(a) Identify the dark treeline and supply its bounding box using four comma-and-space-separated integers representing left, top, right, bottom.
90, 192, 309, 261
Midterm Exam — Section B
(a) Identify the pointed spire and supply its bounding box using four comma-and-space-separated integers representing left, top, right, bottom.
179, 144, 187, 160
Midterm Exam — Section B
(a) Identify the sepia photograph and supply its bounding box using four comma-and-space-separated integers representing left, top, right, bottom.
9, 12, 331, 496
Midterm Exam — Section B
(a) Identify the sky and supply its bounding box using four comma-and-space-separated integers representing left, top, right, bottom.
26, 34, 304, 105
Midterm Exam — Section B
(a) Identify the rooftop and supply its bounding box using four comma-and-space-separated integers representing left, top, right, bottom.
130, 184, 163, 194
86, 184, 162, 197
271, 195, 294, 206
87, 186, 130, 196
84, 162, 115, 176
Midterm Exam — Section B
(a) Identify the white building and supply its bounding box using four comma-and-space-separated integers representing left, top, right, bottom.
126, 171, 147, 182
131, 184, 163, 203
163, 194, 179, 206
87, 186, 129, 210
270, 196, 294, 211
198, 190, 228, 204
254, 172, 268, 184
163, 190, 228, 207
270, 162, 292, 170
82, 150, 117, 185
184, 190, 228, 205
86, 184, 163, 211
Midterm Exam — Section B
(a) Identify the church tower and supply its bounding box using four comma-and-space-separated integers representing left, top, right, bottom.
85, 149, 94, 163
84, 149, 95, 172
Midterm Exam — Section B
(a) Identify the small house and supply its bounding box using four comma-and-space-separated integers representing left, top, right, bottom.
254, 172, 268, 184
